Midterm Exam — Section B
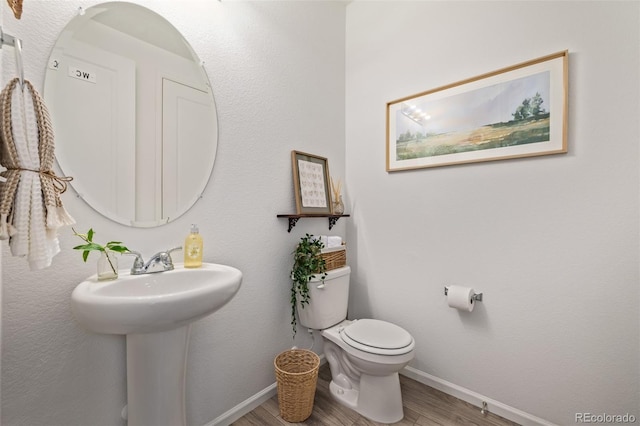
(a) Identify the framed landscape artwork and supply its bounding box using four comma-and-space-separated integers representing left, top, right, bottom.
386, 50, 568, 171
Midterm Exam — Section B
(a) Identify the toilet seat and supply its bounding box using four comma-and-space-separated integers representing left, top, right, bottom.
340, 319, 414, 356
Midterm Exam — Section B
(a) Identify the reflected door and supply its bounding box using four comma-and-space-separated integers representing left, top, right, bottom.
162, 79, 217, 221
49, 41, 136, 220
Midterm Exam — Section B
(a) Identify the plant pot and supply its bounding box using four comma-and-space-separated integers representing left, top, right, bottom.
97, 250, 118, 281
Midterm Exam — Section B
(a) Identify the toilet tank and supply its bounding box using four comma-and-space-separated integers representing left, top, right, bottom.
297, 266, 350, 330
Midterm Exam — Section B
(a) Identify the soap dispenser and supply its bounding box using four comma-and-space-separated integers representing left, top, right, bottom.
184, 224, 203, 268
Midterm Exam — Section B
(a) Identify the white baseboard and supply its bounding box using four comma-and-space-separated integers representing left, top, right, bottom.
206, 382, 278, 426
401, 366, 557, 426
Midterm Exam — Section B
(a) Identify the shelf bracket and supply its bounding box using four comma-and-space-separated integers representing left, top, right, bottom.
286, 217, 300, 233
328, 216, 340, 230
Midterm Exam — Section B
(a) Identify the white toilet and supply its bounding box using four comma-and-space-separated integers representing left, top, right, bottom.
297, 266, 415, 423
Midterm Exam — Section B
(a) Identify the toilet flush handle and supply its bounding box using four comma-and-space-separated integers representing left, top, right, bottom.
316, 283, 326, 289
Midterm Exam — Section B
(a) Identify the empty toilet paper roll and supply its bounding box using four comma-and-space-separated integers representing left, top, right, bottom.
447, 285, 475, 312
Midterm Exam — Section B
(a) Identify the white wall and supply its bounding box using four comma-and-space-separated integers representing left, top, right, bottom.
1, 1, 345, 425
345, 1, 639, 425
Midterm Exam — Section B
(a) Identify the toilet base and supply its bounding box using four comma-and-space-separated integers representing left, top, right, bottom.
328, 372, 404, 424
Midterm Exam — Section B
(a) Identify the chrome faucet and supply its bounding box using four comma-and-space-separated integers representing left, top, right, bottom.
124, 247, 182, 275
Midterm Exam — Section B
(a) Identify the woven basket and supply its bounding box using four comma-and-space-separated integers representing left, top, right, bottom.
320, 245, 346, 271
274, 349, 320, 422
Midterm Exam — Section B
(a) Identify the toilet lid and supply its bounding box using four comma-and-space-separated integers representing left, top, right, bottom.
340, 319, 414, 355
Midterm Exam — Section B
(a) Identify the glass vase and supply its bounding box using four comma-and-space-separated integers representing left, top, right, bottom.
332, 195, 345, 215
97, 250, 118, 281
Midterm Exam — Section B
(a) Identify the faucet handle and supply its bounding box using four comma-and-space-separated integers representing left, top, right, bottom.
153, 247, 181, 272
123, 250, 144, 272
166, 246, 182, 261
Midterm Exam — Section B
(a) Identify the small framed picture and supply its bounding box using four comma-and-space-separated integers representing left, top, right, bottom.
291, 150, 332, 215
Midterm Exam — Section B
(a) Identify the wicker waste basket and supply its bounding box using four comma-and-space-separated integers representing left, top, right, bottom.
274, 349, 320, 422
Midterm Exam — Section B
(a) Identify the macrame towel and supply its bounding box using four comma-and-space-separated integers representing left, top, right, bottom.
0, 78, 75, 270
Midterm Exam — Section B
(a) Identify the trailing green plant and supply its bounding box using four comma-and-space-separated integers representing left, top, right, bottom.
290, 233, 326, 337
72, 228, 129, 275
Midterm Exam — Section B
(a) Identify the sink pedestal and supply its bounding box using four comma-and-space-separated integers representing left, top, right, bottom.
126, 325, 192, 426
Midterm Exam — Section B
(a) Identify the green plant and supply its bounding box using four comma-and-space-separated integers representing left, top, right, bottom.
72, 228, 129, 275
290, 234, 326, 336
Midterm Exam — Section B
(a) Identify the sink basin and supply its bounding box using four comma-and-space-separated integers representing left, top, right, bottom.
71, 263, 242, 335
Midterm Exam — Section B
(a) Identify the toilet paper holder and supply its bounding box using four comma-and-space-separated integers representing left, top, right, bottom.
444, 286, 483, 302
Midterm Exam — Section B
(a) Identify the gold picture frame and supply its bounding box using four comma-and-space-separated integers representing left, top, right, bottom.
291, 150, 332, 215
386, 50, 568, 171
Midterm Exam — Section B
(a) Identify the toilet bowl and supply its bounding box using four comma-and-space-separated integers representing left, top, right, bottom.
297, 266, 415, 423
321, 319, 415, 423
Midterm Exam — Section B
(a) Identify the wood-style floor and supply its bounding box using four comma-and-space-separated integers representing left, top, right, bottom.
232, 364, 520, 425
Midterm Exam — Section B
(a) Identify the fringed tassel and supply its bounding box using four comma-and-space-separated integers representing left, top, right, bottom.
45, 204, 75, 229
57, 205, 75, 226
0, 212, 16, 239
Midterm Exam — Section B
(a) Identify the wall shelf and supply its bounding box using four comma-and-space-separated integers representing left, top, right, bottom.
277, 214, 350, 233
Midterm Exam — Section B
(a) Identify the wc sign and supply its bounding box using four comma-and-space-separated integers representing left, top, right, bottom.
68, 66, 97, 84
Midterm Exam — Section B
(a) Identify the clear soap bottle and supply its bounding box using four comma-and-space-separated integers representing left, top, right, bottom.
184, 224, 203, 268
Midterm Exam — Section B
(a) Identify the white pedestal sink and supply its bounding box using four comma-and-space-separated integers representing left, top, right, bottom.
71, 263, 242, 426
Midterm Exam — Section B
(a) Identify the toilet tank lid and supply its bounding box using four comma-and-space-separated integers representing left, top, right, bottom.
342, 319, 413, 350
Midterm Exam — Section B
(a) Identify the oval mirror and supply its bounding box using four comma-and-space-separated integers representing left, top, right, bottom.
44, 2, 218, 227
